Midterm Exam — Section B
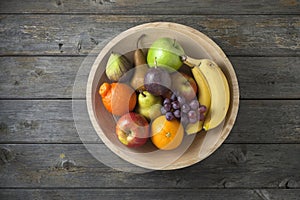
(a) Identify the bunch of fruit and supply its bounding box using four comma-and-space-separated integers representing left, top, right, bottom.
99, 37, 230, 150
161, 92, 207, 125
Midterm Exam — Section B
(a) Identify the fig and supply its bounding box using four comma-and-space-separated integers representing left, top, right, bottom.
105, 52, 132, 82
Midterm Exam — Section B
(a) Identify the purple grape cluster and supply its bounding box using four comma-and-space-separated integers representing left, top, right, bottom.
161, 92, 207, 125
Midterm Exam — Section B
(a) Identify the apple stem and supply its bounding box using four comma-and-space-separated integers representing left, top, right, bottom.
154, 57, 158, 68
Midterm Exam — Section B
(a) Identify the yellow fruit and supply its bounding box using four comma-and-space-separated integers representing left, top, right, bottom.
182, 57, 211, 134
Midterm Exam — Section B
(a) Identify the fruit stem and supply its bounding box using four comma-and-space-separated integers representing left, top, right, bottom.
180, 55, 202, 68
139, 90, 146, 97
126, 130, 132, 137
137, 34, 146, 49
166, 132, 171, 138
154, 57, 158, 68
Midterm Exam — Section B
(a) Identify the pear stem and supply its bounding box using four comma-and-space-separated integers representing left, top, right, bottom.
136, 34, 146, 49
139, 90, 146, 97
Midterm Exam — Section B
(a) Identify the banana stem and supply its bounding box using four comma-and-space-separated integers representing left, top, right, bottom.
181, 55, 202, 68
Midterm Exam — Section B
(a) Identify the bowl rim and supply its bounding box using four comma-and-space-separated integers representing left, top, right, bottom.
86, 22, 240, 170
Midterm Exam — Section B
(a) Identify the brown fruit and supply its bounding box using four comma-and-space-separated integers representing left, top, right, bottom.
133, 49, 146, 66
130, 49, 149, 90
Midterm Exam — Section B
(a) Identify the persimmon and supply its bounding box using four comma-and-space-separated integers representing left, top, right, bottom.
99, 82, 137, 116
151, 116, 184, 150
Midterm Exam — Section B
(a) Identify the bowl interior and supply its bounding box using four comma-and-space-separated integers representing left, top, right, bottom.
86, 22, 239, 170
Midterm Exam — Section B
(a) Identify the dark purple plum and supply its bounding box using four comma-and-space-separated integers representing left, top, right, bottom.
144, 67, 171, 96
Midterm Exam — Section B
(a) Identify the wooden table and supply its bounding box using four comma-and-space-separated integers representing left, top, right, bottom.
0, 1, 299, 199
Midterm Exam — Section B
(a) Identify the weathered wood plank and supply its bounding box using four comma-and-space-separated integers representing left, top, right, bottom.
0, 189, 299, 200
0, 0, 299, 15
0, 144, 299, 188
0, 57, 79, 99
1, 57, 299, 99
232, 57, 300, 99
0, 15, 299, 56
0, 100, 299, 143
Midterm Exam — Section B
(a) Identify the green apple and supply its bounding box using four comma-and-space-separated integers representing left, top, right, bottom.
136, 91, 162, 120
147, 37, 185, 72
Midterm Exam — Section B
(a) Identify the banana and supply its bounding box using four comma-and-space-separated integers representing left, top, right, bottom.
182, 56, 211, 135
181, 56, 230, 132
199, 59, 230, 131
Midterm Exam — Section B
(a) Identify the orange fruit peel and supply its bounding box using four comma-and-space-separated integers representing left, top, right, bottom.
99, 82, 136, 116
151, 116, 184, 150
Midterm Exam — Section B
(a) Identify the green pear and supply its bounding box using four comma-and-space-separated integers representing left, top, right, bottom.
136, 91, 162, 120
148, 104, 163, 121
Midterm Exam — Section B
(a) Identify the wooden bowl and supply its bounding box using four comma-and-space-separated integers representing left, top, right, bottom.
86, 22, 239, 170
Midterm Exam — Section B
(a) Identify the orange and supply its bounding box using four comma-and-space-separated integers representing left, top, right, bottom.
151, 116, 184, 150
99, 82, 137, 116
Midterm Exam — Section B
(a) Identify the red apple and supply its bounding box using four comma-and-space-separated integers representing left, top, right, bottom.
171, 72, 197, 101
116, 112, 149, 148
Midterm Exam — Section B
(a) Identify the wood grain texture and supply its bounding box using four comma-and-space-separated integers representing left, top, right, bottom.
0, 57, 80, 99
1, 56, 299, 99
1, 189, 300, 200
0, 0, 299, 14
0, 144, 299, 188
85, 22, 240, 170
233, 57, 300, 99
0, 0, 299, 198
0, 100, 299, 143
0, 15, 299, 56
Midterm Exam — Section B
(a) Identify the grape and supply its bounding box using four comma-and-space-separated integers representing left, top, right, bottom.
164, 103, 171, 112
166, 112, 175, 121
188, 110, 198, 123
172, 101, 180, 110
199, 105, 207, 113
177, 96, 186, 106
189, 99, 199, 110
161, 106, 167, 115
162, 92, 189, 121
181, 113, 189, 125
170, 93, 177, 101
163, 98, 170, 105
182, 103, 190, 113
174, 109, 181, 118
199, 113, 205, 121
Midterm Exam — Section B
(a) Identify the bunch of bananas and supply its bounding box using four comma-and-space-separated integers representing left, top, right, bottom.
181, 56, 230, 134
